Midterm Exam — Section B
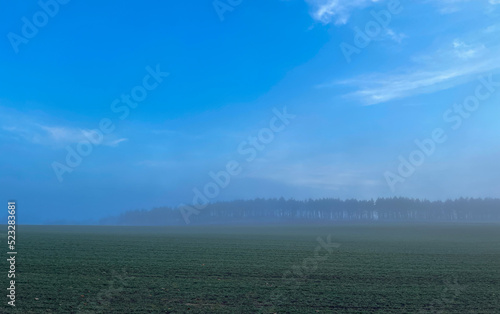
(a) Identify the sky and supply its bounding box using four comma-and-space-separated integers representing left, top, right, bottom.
1, 0, 500, 224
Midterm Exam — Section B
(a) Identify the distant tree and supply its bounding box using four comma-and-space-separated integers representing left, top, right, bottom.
99, 197, 500, 226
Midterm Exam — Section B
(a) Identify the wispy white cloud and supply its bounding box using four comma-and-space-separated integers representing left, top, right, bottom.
0, 108, 127, 148
321, 32, 500, 105
39, 125, 85, 143
304, 0, 406, 44
305, 0, 499, 25
306, 0, 382, 25
36, 125, 128, 147
340, 67, 486, 105
106, 138, 128, 147
385, 28, 407, 43
426, 0, 500, 14
484, 23, 500, 33
452, 39, 486, 59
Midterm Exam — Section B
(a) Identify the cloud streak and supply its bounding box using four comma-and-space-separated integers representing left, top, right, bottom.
40, 125, 128, 147
306, 0, 382, 25
426, 0, 500, 14
322, 35, 500, 105
0, 108, 128, 148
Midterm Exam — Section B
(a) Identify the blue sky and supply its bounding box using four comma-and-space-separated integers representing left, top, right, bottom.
1, 0, 500, 224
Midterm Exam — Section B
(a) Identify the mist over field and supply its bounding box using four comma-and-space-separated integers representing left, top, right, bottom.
97, 197, 500, 226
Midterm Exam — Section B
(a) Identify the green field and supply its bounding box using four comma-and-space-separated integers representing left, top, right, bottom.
2, 224, 500, 313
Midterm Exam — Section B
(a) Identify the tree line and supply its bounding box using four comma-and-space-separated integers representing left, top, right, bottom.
99, 197, 500, 226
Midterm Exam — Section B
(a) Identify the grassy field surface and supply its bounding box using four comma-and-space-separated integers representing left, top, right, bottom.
2, 224, 500, 313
